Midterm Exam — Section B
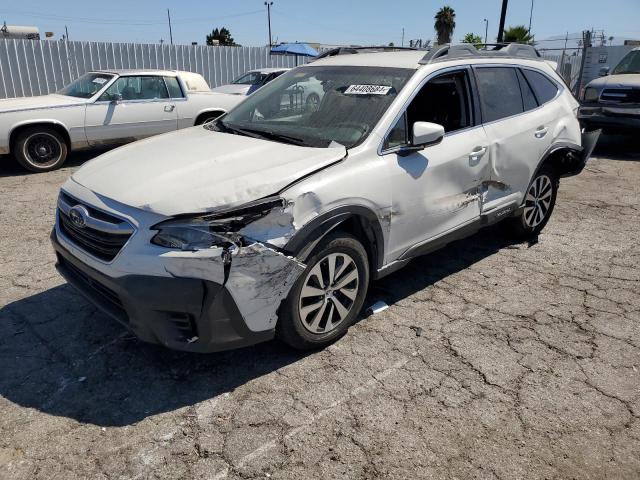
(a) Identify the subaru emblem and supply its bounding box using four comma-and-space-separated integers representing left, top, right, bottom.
68, 205, 88, 228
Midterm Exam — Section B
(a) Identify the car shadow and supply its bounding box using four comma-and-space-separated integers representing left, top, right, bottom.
592, 133, 640, 161
0, 224, 519, 427
0, 148, 111, 177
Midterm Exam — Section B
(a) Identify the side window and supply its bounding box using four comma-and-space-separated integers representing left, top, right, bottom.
383, 112, 408, 150
382, 70, 472, 150
516, 69, 538, 111
522, 69, 559, 105
99, 76, 169, 101
475, 67, 524, 122
406, 70, 472, 133
164, 76, 184, 98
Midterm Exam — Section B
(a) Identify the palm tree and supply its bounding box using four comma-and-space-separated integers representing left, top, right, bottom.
503, 25, 534, 44
434, 6, 456, 45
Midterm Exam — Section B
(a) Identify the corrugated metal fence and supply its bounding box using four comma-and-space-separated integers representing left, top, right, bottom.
0, 39, 308, 99
1, 38, 628, 100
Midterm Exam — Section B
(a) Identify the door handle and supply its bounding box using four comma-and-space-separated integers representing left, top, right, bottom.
534, 126, 548, 138
164, 104, 175, 112
469, 146, 487, 164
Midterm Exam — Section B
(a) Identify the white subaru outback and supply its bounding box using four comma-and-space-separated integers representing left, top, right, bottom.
51, 44, 599, 353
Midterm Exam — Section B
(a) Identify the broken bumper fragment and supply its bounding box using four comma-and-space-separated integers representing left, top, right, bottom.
51, 229, 305, 353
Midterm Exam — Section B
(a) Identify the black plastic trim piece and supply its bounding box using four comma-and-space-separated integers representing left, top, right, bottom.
283, 205, 385, 270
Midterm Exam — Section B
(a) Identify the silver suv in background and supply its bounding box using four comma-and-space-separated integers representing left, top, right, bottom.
579, 47, 640, 132
51, 44, 599, 353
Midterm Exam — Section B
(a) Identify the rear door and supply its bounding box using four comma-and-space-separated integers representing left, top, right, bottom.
474, 66, 542, 208
84, 75, 178, 146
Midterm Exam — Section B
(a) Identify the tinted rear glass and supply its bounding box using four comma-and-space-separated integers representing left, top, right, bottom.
522, 69, 559, 105
516, 69, 538, 111
475, 67, 524, 122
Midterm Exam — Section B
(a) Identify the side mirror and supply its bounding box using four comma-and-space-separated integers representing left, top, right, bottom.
111, 93, 123, 104
599, 66, 610, 77
412, 121, 445, 147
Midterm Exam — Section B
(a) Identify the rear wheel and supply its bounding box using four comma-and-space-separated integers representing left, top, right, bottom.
13, 127, 68, 172
277, 232, 369, 350
506, 165, 559, 238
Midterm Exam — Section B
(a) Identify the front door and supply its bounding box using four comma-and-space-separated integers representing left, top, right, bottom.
382, 68, 491, 261
85, 75, 178, 146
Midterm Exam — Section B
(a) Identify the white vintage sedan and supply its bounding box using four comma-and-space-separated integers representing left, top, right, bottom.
0, 69, 243, 172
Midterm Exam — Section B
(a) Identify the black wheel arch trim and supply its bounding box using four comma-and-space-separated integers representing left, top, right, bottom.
532, 130, 600, 181
283, 205, 385, 271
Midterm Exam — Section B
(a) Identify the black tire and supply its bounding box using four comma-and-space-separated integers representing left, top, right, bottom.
13, 126, 68, 172
277, 232, 370, 350
506, 164, 559, 239
195, 112, 223, 125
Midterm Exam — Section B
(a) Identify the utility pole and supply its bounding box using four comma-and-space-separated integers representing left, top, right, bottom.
528, 0, 534, 34
265, 2, 273, 47
401, 28, 404, 47
167, 9, 173, 45
497, 0, 508, 43
483, 19, 488, 45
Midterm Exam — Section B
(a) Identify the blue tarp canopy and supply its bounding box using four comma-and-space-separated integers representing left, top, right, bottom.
270, 42, 319, 57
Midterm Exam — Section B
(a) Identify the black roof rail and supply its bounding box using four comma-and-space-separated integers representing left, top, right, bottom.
315, 45, 418, 60
418, 42, 541, 65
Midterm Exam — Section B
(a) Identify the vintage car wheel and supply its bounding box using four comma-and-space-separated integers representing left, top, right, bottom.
305, 93, 320, 111
14, 127, 68, 172
506, 165, 559, 238
277, 232, 369, 350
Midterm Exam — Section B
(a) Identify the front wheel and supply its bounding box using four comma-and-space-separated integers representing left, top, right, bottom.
277, 232, 370, 350
506, 165, 559, 238
13, 127, 68, 172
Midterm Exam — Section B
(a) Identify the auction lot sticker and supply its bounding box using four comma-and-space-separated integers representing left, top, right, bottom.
344, 84, 392, 95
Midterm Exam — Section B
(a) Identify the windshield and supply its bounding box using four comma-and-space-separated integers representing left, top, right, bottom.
612, 50, 640, 75
232, 72, 268, 85
212, 66, 415, 148
57, 72, 114, 98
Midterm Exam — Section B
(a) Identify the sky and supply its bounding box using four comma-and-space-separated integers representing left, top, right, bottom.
2, 0, 639, 47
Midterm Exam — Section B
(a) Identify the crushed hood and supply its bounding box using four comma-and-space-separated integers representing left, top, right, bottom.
587, 73, 640, 89
0, 94, 86, 113
71, 126, 346, 216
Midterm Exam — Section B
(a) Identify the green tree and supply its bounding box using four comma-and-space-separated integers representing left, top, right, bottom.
206, 27, 239, 46
462, 33, 483, 48
434, 6, 456, 45
503, 25, 534, 44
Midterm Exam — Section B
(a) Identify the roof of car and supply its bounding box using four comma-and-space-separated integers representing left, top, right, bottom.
308, 44, 545, 69
89, 69, 189, 76
309, 50, 427, 69
247, 67, 291, 74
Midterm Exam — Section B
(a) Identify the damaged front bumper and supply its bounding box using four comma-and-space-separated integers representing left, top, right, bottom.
51, 229, 305, 353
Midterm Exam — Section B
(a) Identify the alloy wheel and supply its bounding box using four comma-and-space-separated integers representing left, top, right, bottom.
523, 174, 553, 228
298, 252, 359, 334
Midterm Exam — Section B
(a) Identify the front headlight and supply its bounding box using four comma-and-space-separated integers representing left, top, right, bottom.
583, 87, 599, 102
151, 196, 285, 251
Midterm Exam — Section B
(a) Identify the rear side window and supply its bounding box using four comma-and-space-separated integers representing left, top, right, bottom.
522, 69, 559, 105
475, 67, 523, 122
164, 77, 184, 98
516, 69, 538, 111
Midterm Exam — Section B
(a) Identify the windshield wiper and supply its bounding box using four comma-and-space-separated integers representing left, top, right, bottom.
240, 128, 309, 147
213, 121, 269, 140
214, 121, 309, 146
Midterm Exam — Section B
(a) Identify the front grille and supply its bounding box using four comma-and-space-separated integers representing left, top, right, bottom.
57, 192, 133, 262
600, 88, 640, 104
